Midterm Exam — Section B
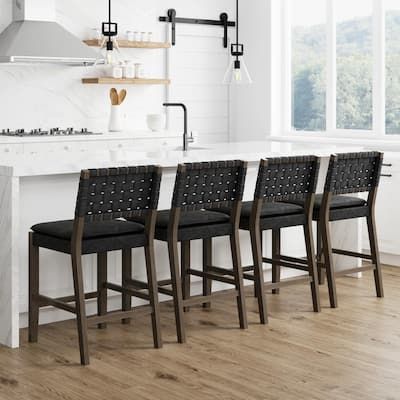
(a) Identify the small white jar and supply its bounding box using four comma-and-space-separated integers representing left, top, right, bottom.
126, 30, 134, 41
111, 63, 123, 79
123, 61, 135, 79
134, 63, 145, 78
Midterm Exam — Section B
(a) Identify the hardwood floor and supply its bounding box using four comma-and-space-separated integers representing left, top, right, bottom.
1, 266, 400, 400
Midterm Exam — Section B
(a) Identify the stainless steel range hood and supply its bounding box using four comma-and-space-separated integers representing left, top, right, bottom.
0, 0, 98, 65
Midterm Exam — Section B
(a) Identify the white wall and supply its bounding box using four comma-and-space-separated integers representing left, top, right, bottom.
0, 0, 234, 132
231, 0, 281, 142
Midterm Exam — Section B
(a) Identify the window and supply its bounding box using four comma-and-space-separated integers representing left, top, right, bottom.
336, 0, 373, 130
286, 0, 400, 136
386, 0, 400, 134
291, 0, 326, 131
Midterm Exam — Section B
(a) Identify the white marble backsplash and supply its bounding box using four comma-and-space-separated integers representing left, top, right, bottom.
0, 0, 234, 132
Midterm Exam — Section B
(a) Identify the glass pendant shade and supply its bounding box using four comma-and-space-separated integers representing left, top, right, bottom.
223, 57, 252, 85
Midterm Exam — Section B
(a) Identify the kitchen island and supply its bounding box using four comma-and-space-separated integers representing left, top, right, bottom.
0, 139, 363, 348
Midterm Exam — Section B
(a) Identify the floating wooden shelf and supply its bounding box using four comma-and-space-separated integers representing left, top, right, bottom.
82, 77, 171, 85
83, 39, 171, 49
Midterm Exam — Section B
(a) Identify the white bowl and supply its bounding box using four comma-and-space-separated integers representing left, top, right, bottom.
147, 114, 166, 132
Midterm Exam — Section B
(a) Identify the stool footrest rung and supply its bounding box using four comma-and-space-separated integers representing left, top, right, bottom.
37, 291, 99, 314
188, 269, 236, 285
38, 295, 76, 314
126, 279, 149, 290
332, 248, 373, 260
106, 283, 150, 302
183, 290, 239, 307
158, 279, 172, 287
243, 273, 255, 281
279, 255, 308, 265
207, 265, 236, 276
158, 286, 173, 296
87, 307, 152, 326
263, 257, 309, 272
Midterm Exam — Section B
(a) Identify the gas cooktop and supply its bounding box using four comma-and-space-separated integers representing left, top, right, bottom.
0, 128, 102, 137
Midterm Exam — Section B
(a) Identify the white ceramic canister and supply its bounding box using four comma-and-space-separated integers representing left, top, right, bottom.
124, 61, 135, 79
108, 105, 123, 132
134, 63, 145, 78
111, 63, 123, 79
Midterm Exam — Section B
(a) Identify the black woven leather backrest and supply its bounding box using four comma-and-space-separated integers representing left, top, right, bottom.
324, 152, 383, 195
171, 160, 247, 212
254, 156, 320, 202
75, 166, 162, 222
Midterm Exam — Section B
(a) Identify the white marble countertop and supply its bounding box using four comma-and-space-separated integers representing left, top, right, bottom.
0, 130, 180, 144
0, 141, 362, 178
267, 134, 400, 152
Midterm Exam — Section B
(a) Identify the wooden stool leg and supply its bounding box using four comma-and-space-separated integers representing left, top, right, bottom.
202, 238, 212, 308
28, 233, 40, 343
121, 249, 132, 324
181, 241, 191, 312
316, 223, 326, 285
168, 240, 186, 343
71, 252, 90, 365
319, 219, 338, 308
304, 222, 321, 312
97, 252, 108, 329
144, 243, 163, 348
254, 230, 263, 298
230, 231, 248, 329
367, 215, 384, 298
250, 228, 268, 324
272, 229, 281, 295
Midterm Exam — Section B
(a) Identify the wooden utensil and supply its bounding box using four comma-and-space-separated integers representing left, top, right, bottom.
110, 88, 119, 106
118, 89, 127, 105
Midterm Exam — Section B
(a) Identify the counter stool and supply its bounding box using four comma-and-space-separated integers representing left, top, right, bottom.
288, 152, 384, 308
213, 156, 321, 323
29, 166, 163, 365
130, 160, 248, 343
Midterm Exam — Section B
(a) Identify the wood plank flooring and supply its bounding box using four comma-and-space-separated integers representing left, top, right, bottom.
1, 266, 400, 400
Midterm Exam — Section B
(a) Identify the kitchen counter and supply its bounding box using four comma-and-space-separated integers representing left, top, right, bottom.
267, 134, 400, 152
0, 140, 361, 177
0, 141, 362, 348
0, 129, 180, 145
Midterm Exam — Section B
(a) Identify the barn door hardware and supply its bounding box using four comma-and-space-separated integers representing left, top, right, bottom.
159, 9, 235, 47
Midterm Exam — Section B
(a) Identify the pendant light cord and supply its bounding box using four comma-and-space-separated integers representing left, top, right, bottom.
236, 0, 239, 45
108, 0, 112, 46
235, 0, 240, 62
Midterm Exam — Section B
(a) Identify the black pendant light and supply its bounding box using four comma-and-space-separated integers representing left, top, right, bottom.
98, 0, 120, 64
223, 0, 252, 85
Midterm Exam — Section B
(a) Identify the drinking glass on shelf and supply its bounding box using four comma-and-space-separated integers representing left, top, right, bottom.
91, 28, 102, 41
147, 32, 153, 42
140, 32, 146, 42
133, 31, 139, 42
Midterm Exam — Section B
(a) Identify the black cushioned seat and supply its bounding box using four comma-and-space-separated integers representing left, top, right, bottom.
156, 210, 230, 228
130, 210, 232, 242
214, 201, 306, 230
32, 219, 144, 240
285, 194, 368, 221
31, 219, 146, 255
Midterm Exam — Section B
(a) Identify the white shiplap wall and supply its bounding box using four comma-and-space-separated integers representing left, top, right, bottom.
167, 25, 232, 143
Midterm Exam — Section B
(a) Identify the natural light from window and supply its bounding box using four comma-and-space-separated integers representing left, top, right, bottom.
289, 0, 400, 136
